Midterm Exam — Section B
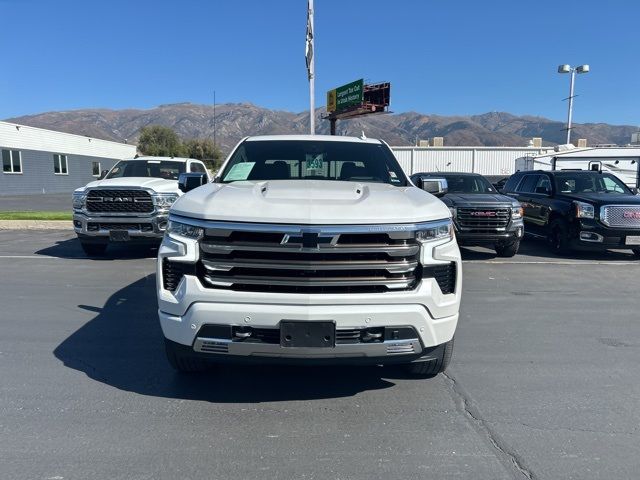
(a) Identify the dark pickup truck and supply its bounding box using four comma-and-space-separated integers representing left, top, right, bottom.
502, 170, 640, 256
411, 172, 524, 257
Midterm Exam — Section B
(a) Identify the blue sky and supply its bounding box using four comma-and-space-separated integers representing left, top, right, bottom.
1, 0, 638, 125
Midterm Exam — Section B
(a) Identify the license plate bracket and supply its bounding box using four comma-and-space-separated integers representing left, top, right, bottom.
625, 235, 640, 246
109, 230, 130, 242
280, 320, 335, 348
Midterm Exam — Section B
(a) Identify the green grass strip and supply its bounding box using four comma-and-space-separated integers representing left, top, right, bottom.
0, 211, 72, 221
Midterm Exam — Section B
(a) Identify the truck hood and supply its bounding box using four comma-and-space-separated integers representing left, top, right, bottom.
77, 177, 179, 193
557, 192, 640, 206
441, 193, 519, 208
170, 180, 451, 225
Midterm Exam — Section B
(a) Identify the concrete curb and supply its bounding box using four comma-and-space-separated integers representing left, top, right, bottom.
0, 220, 74, 230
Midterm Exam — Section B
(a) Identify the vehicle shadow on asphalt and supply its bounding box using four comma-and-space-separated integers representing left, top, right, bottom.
460, 237, 638, 262
53, 275, 402, 402
36, 237, 158, 260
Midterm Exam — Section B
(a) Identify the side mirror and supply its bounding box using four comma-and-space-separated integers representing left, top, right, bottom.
630, 187, 639, 195
420, 178, 448, 197
98, 170, 109, 180
178, 173, 207, 193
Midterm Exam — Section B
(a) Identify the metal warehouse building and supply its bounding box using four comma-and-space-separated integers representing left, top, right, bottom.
390, 146, 553, 176
0, 121, 137, 195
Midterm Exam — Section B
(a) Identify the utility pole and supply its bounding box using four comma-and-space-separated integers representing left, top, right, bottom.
213, 90, 217, 149
306, 0, 315, 135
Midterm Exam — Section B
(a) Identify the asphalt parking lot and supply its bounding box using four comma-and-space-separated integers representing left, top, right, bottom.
1, 230, 639, 480
0, 193, 71, 212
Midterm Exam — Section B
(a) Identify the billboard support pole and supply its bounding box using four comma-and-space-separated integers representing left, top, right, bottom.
330, 118, 336, 135
308, 0, 315, 135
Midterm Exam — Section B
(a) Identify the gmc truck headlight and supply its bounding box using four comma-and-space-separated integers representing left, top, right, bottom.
574, 201, 595, 219
153, 194, 179, 208
167, 220, 204, 240
511, 206, 524, 219
72, 193, 87, 210
416, 221, 453, 243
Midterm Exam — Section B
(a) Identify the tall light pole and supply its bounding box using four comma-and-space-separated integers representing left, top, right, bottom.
558, 64, 589, 145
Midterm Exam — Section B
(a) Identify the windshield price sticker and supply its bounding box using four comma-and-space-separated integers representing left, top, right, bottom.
224, 162, 255, 181
305, 154, 324, 171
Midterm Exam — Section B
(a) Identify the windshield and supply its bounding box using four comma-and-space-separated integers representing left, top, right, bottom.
555, 173, 631, 195
219, 140, 408, 186
436, 174, 496, 194
106, 160, 185, 180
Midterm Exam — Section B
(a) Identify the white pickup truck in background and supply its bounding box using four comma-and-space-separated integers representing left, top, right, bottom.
72, 156, 210, 255
157, 135, 461, 377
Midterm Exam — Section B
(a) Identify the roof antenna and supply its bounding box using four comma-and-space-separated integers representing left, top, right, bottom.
360, 131, 367, 140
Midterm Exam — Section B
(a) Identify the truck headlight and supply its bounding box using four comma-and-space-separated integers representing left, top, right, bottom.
153, 193, 179, 208
574, 201, 595, 219
167, 220, 204, 240
511, 206, 524, 219
415, 221, 453, 243
72, 192, 87, 210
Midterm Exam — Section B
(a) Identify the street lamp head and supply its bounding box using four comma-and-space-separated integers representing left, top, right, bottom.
558, 64, 571, 74
576, 64, 590, 74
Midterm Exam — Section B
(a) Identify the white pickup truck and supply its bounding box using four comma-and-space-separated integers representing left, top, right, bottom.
72, 156, 210, 255
157, 135, 461, 377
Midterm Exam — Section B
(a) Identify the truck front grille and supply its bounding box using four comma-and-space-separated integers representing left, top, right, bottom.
86, 189, 154, 213
600, 205, 640, 228
197, 225, 423, 294
456, 208, 510, 231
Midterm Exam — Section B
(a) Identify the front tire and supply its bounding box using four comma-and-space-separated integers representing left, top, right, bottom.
404, 338, 454, 377
164, 339, 208, 373
495, 240, 520, 257
548, 219, 571, 255
80, 241, 107, 256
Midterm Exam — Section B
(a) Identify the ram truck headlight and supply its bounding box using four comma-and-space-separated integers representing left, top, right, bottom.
574, 201, 595, 219
415, 220, 453, 243
72, 192, 87, 210
511, 206, 524, 219
153, 193, 179, 209
167, 220, 204, 240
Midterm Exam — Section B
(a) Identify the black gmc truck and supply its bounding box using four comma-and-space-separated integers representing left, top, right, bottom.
411, 172, 524, 257
501, 170, 640, 256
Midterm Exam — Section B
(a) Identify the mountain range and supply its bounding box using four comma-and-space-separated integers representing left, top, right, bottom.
7, 102, 638, 153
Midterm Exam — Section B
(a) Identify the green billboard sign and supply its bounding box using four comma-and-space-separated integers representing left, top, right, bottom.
327, 79, 363, 113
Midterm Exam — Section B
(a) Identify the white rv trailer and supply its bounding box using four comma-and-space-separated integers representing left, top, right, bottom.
515, 147, 640, 188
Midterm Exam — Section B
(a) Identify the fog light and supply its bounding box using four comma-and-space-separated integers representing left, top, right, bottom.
579, 231, 603, 243
516, 227, 523, 238
158, 221, 168, 231
73, 220, 82, 228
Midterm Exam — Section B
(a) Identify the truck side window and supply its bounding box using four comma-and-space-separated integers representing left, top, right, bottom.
190, 163, 206, 174
534, 176, 552, 195
515, 175, 540, 193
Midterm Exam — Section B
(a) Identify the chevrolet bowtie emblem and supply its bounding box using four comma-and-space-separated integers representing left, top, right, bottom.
281, 232, 337, 249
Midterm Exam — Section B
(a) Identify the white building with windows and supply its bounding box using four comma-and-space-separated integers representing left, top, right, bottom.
0, 121, 137, 195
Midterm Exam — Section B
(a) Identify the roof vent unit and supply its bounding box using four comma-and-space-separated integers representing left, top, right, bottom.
576, 138, 588, 148
431, 137, 444, 147
554, 143, 576, 152
418, 140, 430, 147
531, 137, 542, 148
632, 132, 640, 145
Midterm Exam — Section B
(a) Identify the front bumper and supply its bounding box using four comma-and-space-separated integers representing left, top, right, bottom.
570, 219, 640, 251
455, 220, 524, 246
73, 212, 168, 239
157, 233, 462, 361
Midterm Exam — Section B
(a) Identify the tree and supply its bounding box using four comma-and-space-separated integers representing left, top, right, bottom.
183, 138, 224, 170
137, 125, 186, 157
